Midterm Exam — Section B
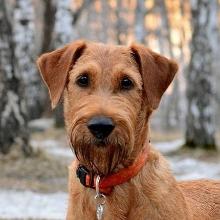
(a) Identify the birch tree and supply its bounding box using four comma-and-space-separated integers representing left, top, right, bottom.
135, 0, 147, 44
14, 0, 44, 119
185, 0, 216, 149
156, 0, 181, 130
0, 0, 31, 155
53, 0, 73, 48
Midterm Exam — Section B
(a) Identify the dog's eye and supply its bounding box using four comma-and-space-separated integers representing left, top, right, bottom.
120, 77, 134, 90
76, 74, 89, 87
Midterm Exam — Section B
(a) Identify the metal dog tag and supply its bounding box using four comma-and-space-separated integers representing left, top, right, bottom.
96, 204, 104, 220
95, 176, 106, 220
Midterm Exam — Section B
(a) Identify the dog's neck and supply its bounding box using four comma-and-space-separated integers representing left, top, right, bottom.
75, 142, 150, 194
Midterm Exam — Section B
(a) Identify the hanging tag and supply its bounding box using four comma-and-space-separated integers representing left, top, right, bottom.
96, 204, 104, 220
94, 176, 106, 220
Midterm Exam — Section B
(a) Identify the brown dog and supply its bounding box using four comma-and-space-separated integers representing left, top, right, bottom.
37, 40, 220, 220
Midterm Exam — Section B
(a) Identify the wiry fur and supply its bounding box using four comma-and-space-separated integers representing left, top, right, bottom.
37, 40, 220, 220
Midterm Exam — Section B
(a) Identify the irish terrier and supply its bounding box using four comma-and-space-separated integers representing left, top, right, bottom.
37, 40, 220, 220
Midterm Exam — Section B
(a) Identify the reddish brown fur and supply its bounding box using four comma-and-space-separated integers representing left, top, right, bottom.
37, 40, 220, 220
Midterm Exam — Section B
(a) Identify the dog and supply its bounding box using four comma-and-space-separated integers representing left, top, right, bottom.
37, 40, 220, 220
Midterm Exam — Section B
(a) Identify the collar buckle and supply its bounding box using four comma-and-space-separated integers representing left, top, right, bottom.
76, 165, 90, 187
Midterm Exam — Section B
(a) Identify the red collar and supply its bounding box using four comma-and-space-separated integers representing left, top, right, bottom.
75, 146, 149, 195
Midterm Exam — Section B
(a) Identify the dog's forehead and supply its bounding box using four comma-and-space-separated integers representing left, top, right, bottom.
82, 42, 135, 67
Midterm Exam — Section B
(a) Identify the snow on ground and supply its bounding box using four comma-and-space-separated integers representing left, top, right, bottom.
154, 139, 220, 180
153, 139, 184, 154
170, 156, 220, 180
0, 190, 67, 220
29, 118, 54, 131
1, 137, 219, 219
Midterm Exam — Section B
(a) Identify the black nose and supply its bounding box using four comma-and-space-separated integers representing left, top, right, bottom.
87, 116, 115, 140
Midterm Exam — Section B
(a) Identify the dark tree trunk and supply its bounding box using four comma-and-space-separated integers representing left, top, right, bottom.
37, 0, 57, 116
40, 0, 57, 53
0, 0, 31, 155
185, 0, 216, 149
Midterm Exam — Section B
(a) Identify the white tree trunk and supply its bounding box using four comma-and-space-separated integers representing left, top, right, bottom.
14, 0, 45, 119
0, 0, 31, 155
54, 0, 73, 47
185, 0, 216, 149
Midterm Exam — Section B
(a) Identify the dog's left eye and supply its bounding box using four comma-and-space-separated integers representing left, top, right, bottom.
76, 74, 89, 87
120, 77, 134, 90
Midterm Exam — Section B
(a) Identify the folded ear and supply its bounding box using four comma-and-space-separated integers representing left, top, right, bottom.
37, 40, 86, 109
130, 43, 178, 109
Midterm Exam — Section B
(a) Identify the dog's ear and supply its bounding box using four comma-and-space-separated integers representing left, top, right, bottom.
37, 40, 86, 109
130, 43, 178, 109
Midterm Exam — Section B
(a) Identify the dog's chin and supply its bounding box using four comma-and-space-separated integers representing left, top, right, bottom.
93, 139, 111, 148
71, 138, 130, 175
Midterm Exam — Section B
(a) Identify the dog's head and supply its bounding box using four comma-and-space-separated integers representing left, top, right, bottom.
37, 40, 178, 175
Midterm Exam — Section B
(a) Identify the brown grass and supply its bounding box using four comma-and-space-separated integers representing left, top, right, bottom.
0, 145, 68, 193
150, 129, 183, 142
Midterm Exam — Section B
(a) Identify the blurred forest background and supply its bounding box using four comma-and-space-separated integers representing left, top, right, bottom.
0, 0, 220, 219
1, 0, 220, 154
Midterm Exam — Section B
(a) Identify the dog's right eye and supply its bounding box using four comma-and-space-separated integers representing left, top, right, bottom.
120, 77, 134, 90
76, 74, 89, 87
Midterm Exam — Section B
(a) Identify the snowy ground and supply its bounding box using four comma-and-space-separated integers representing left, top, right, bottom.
0, 119, 219, 220
154, 139, 220, 180
0, 191, 67, 220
